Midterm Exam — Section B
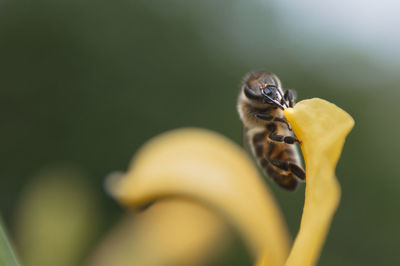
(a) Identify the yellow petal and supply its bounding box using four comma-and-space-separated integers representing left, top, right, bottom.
283, 98, 354, 266
107, 128, 290, 265
87, 199, 229, 266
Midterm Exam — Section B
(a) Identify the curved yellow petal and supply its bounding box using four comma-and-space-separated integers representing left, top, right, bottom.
107, 128, 290, 265
87, 199, 228, 266
283, 98, 354, 266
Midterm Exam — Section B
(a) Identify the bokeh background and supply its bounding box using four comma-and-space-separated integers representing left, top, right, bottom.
1, 0, 400, 265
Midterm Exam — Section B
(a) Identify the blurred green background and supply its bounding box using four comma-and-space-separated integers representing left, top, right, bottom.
1, 0, 399, 265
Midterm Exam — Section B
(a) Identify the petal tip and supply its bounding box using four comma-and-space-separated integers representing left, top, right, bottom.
104, 171, 125, 200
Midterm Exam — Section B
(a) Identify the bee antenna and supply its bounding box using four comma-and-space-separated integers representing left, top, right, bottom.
261, 89, 285, 110
276, 89, 289, 108
265, 95, 285, 110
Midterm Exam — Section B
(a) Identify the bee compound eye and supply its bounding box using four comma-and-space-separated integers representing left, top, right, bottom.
262, 87, 272, 96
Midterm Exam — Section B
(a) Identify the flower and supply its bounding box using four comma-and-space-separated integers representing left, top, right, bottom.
94, 98, 354, 266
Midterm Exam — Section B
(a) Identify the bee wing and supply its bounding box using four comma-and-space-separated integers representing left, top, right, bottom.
241, 124, 252, 156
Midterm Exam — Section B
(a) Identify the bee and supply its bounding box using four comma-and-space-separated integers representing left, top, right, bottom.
237, 71, 305, 190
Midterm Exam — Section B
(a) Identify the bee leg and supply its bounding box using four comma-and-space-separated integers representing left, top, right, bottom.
263, 146, 298, 190
289, 163, 306, 180
266, 147, 305, 181
267, 123, 300, 144
270, 134, 299, 144
269, 159, 289, 171
269, 159, 305, 181
256, 113, 292, 130
284, 90, 295, 108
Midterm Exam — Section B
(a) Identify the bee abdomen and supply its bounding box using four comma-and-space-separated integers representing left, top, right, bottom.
251, 128, 302, 191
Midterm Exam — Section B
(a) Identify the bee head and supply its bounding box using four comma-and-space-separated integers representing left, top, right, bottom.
261, 86, 279, 102
243, 72, 286, 109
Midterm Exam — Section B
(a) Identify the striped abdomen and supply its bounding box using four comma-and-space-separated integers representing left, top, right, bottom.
248, 124, 305, 190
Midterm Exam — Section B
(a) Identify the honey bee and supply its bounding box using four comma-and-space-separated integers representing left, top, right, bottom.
237, 71, 305, 190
